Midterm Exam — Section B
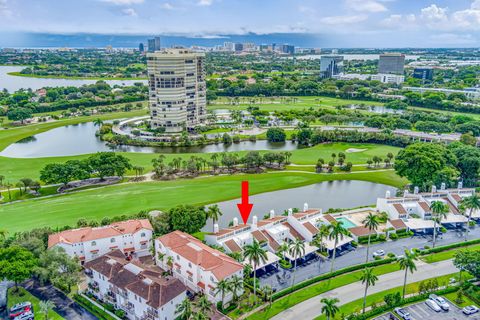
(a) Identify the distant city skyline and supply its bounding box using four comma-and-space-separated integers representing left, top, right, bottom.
0, 0, 479, 47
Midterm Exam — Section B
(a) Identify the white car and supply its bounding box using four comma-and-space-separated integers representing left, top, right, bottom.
425, 299, 442, 312
394, 307, 411, 320
463, 305, 480, 315
429, 294, 449, 311
373, 249, 385, 257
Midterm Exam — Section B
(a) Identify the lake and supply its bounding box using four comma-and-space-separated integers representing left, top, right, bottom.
0, 66, 147, 92
203, 180, 397, 230
0, 121, 301, 158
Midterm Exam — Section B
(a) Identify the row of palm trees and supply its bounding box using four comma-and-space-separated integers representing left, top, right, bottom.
175, 294, 213, 320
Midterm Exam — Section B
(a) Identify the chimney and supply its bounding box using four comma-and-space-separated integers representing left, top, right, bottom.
441, 182, 446, 190
303, 203, 309, 212
270, 209, 275, 219
458, 181, 463, 190
233, 217, 238, 227
288, 208, 293, 216
403, 190, 409, 197
385, 190, 391, 198
414, 186, 419, 194
213, 223, 219, 234
432, 185, 437, 193
252, 215, 257, 227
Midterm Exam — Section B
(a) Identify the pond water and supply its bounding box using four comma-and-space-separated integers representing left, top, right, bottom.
0, 121, 302, 158
202, 180, 397, 230
347, 104, 405, 114
0, 66, 147, 92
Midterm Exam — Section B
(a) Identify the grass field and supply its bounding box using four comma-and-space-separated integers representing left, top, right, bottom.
8, 287, 64, 320
422, 243, 480, 263
0, 170, 407, 233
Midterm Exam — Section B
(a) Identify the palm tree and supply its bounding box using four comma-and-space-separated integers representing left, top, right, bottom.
166, 256, 174, 275
228, 275, 243, 303
214, 279, 231, 309
362, 213, 380, 263
360, 267, 378, 313
289, 239, 305, 288
398, 250, 418, 298
191, 314, 208, 320
461, 194, 480, 241
321, 297, 340, 320
277, 242, 289, 261
93, 118, 103, 126
430, 201, 449, 248
39, 300, 55, 320
328, 221, 349, 273
243, 239, 268, 301
194, 295, 211, 317
206, 204, 222, 232
263, 285, 273, 307
176, 298, 192, 320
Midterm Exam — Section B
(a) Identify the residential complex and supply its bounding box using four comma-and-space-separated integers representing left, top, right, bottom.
84, 250, 186, 320
370, 73, 405, 84
48, 219, 153, 263
155, 230, 244, 304
147, 48, 207, 133
378, 53, 405, 75
403, 86, 480, 100
320, 55, 344, 79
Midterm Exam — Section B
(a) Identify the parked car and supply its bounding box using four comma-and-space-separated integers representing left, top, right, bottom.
429, 294, 449, 311
463, 305, 480, 315
373, 249, 385, 257
0, 282, 7, 313
425, 299, 442, 312
394, 307, 411, 320
9, 302, 32, 319
13, 311, 34, 320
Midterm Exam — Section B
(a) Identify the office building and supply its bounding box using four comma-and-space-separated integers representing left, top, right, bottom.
371, 73, 405, 84
378, 53, 405, 75
320, 55, 344, 78
234, 43, 244, 52
138, 43, 145, 52
413, 68, 434, 83
223, 42, 235, 51
147, 49, 207, 133
147, 36, 161, 52
279, 44, 295, 55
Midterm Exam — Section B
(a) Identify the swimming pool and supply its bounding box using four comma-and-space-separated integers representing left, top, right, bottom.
335, 217, 358, 229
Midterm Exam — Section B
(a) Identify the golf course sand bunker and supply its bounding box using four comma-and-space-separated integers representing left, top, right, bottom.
346, 148, 367, 153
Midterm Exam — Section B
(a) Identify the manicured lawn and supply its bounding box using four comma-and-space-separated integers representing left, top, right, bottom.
8, 287, 64, 320
444, 291, 479, 308
0, 170, 407, 233
422, 243, 480, 263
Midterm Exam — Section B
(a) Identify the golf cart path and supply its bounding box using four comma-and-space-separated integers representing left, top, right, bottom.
271, 259, 458, 320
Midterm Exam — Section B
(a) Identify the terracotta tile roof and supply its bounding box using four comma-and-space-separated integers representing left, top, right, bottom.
260, 230, 280, 251
224, 239, 242, 253
282, 222, 305, 241
156, 231, 243, 280
303, 222, 319, 235
392, 203, 407, 215
48, 219, 153, 248
251, 230, 268, 243
388, 219, 407, 229
84, 250, 128, 278
451, 193, 462, 202
443, 197, 460, 215
323, 214, 336, 223
213, 224, 251, 237
418, 202, 430, 212
349, 226, 376, 237
293, 209, 321, 219
257, 216, 286, 227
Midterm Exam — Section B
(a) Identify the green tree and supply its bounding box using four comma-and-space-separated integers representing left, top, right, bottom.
7, 107, 33, 123
87, 152, 132, 179
175, 297, 192, 320
168, 205, 207, 234
39, 300, 55, 320
194, 295, 212, 317
362, 213, 380, 263
461, 194, 480, 241
229, 275, 243, 303
430, 201, 449, 248
266, 127, 286, 142
289, 239, 305, 289
360, 267, 378, 313
398, 250, 418, 298
214, 279, 231, 309
320, 297, 340, 320
0, 246, 37, 290
328, 221, 349, 273
454, 249, 480, 280
206, 204, 223, 233
35, 247, 81, 293
243, 239, 267, 302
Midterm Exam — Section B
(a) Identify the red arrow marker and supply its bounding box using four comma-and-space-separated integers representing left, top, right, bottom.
237, 181, 253, 225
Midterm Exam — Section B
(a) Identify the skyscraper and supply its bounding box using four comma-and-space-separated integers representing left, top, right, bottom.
138, 43, 144, 52
147, 49, 206, 133
147, 36, 161, 52
320, 55, 344, 78
378, 53, 405, 75
413, 68, 434, 83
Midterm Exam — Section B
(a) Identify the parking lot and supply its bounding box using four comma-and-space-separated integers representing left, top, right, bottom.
384, 298, 480, 320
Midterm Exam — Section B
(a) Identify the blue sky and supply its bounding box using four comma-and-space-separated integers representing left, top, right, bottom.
0, 0, 480, 47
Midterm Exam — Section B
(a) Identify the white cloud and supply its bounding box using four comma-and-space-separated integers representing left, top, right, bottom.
381, 13, 416, 28
102, 0, 143, 5
121, 8, 137, 16
417, 2, 480, 31
345, 0, 387, 13
320, 14, 368, 24
198, 0, 213, 6
0, 0, 12, 17
160, 2, 174, 10
420, 4, 448, 24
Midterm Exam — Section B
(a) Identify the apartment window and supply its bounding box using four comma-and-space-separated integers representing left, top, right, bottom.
188, 262, 192, 268
177, 255, 180, 260
141, 232, 146, 237
110, 238, 115, 243
91, 241, 96, 246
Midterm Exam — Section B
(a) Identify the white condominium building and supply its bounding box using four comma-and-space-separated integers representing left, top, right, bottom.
48, 219, 154, 263
147, 49, 207, 133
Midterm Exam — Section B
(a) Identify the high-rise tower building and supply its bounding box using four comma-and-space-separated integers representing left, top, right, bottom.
378, 53, 405, 75
320, 55, 344, 78
147, 36, 161, 52
147, 49, 206, 133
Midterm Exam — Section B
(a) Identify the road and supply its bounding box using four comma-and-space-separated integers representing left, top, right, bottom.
272, 259, 459, 320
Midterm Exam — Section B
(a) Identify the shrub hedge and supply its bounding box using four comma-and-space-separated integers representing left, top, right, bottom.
420, 238, 480, 256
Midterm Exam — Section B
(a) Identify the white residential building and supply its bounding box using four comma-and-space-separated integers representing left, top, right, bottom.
371, 73, 405, 84
84, 250, 186, 320
155, 231, 243, 304
48, 219, 154, 263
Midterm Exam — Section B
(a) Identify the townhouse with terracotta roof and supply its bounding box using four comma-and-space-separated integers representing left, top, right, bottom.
48, 219, 154, 263
155, 230, 243, 304
377, 185, 471, 234
204, 203, 353, 272
84, 250, 186, 320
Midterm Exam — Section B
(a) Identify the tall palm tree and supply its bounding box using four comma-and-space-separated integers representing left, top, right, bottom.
263, 285, 273, 307
398, 250, 418, 298
461, 194, 480, 241
214, 279, 231, 309
93, 118, 103, 126
228, 275, 243, 303
206, 204, 223, 232
39, 300, 55, 320
289, 239, 305, 288
328, 221, 349, 274
362, 213, 380, 263
243, 239, 268, 301
176, 298, 192, 320
321, 297, 340, 320
166, 256, 174, 275
191, 314, 208, 320
194, 295, 211, 317
430, 201, 449, 248
277, 242, 289, 261
360, 267, 378, 313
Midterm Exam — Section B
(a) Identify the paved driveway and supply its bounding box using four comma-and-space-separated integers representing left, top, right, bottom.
402, 298, 480, 320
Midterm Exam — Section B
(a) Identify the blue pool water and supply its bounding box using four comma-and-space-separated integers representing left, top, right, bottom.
335, 217, 358, 229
